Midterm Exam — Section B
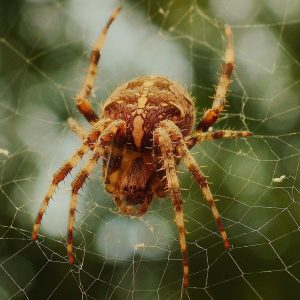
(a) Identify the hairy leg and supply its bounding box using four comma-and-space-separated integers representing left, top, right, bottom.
32, 118, 111, 241
185, 129, 252, 149
161, 120, 231, 250
68, 118, 87, 141
154, 127, 189, 288
196, 25, 234, 132
67, 120, 126, 263
76, 6, 122, 124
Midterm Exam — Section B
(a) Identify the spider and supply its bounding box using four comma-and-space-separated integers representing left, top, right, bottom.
32, 5, 252, 288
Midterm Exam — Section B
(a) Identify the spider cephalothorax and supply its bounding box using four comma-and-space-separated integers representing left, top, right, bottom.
32, 6, 252, 288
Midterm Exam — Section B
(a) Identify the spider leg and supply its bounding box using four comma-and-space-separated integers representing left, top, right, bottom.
196, 25, 234, 132
68, 118, 87, 141
161, 120, 230, 250
185, 129, 253, 149
154, 127, 189, 288
32, 118, 111, 241
67, 120, 126, 264
76, 5, 122, 124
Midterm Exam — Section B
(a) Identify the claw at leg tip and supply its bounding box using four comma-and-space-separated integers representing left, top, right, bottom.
224, 240, 230, 250
32, 232, 38, 241
224, 24, 232, 36
184, 278, 189, 288
68, 254, 74, 264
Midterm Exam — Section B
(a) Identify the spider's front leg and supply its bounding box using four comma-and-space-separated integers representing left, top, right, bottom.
32, 118, 111, 241
160, 120, 231, 250
67, 120, 126, 264
154, 127, 189, 288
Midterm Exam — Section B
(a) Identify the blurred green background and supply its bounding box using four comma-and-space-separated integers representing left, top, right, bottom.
0, 0, 300, 299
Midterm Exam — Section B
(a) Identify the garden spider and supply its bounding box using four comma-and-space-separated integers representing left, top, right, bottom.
32, 6, 252, 288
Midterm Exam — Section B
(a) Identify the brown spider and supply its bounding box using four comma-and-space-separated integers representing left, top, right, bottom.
32, 6, 252, 287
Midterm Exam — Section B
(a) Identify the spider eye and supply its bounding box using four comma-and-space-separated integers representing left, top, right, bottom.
122, 183, 144, 194
123, 192, 151, 206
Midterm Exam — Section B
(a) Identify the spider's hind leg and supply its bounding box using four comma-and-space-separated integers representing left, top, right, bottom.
196, 25, 234, 132
76, 6, 122, 124
68, 118, 87, 141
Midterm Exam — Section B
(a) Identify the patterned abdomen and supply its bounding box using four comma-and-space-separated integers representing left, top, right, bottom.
102, 76, 195, 150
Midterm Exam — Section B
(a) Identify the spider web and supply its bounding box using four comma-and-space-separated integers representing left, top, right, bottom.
1, 0, 300, 299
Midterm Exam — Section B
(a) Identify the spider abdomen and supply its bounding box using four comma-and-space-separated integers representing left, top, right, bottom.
102, 76, 195, 150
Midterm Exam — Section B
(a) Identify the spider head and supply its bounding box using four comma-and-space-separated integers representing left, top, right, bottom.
103, 148, 166, 215
121, 182, 152, 205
